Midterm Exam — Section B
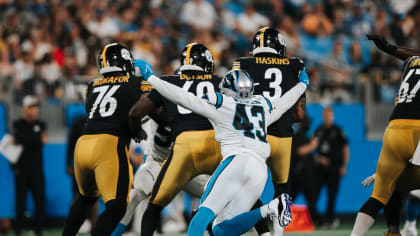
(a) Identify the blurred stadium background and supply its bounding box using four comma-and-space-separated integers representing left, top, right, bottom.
0, 0, 419, 235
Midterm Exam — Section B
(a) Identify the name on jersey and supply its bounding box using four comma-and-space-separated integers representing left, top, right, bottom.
180, 74, 212, 80
409, 58, 420, 68
255, 57, 290, 65
93, 75, 130, 86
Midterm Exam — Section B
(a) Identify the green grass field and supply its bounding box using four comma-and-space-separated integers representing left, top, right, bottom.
4, 223, 406, 236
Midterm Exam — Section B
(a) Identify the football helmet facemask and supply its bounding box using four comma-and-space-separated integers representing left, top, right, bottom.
220, 69, 254, 99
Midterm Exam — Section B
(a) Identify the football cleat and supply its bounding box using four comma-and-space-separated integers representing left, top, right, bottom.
401, 221, 417, 236
267, 193, 293, 227
278, 193, 293, 227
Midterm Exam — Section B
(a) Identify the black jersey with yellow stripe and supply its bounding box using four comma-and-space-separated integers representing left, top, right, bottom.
233, 54, 305, 137
148, 72, 221, 138
390, 56, 420, 121
83, 73, 143, 142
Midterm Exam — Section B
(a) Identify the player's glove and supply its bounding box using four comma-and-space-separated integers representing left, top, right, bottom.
131, 126, 148, 143
299, 68, 310, 87
134, 59, 154, 80
366, 34, 397, 55
361, 173, 376, 187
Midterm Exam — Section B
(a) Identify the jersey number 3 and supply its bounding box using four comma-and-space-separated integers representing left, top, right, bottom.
88, 85, 120, 119
233, 104, 266, 142
263, 68, 282, 98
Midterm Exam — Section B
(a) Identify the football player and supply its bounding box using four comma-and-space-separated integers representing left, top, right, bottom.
132, 43, 273, 236
112, 80, 210, 236
130, 43, 223, 236
361, 173, 420, 236
232, 27, 307, 231
351, 36, 420, 236
135, 59, 309, 235
63, 43, 144, 236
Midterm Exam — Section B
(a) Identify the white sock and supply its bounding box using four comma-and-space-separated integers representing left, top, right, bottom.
350, 212, 375, 236
120, 189, 147, 225
260, 204, 269, 218
407, 220, 416, 228
260, 198, 279, 218
273, 219, 284, 236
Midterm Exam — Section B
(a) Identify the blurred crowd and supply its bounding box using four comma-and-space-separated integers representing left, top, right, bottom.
0, 0, 420, 105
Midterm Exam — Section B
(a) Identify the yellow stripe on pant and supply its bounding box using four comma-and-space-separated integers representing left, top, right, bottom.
372, 119, 420, 204
149, 130, 222, 207
74, 134, 133, 204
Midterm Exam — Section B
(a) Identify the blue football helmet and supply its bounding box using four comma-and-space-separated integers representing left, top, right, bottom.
219, 69, 254, 99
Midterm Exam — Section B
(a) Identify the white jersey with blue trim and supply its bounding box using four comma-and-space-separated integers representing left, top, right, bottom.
147, 75, 306, 160
210, 95, 272, 159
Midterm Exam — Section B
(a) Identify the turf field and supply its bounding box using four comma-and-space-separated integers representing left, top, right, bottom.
3, 223, 406, 236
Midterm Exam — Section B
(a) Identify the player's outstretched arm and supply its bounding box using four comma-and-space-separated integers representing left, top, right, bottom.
135, 59, 215, 120
268, 69, 309, 125
367, 34, 420, 60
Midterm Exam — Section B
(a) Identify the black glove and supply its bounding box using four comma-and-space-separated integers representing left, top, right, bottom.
132, 127, 148, 143
367, 34, 397, 55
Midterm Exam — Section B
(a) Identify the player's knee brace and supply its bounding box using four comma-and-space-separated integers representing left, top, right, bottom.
360, 197, 385, 218
105, 199, 127, 221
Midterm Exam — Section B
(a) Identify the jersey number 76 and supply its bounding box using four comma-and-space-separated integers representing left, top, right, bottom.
88, 85, 120, 119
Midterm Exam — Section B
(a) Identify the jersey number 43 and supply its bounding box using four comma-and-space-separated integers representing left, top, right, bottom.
233, 104, 267, 142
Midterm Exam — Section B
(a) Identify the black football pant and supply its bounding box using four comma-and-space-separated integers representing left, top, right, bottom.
315, 167, 341, 223
14, 168, 46, 235
289, 167, 320, 224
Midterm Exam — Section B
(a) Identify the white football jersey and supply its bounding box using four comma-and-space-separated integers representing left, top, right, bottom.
148, 75, 306, 160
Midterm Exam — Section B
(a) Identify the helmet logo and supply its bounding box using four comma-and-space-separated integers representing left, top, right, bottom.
205, 50, 213, 62
278, 33, 286, 46
121, 49, 131, 60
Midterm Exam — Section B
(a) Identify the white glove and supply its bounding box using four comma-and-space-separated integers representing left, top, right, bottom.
361, 173, 376, 187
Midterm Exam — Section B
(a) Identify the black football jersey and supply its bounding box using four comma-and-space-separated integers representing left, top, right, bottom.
390, 56, 420, 121
84, 74, 143, 142
233, 54, 305, 137
148, 72, 221, 138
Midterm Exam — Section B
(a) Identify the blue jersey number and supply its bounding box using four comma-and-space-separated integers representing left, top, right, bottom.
233, 104, 266, 142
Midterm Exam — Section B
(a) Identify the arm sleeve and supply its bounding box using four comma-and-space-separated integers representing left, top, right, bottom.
148, 75, 216, 120
268, 82, 307, 126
